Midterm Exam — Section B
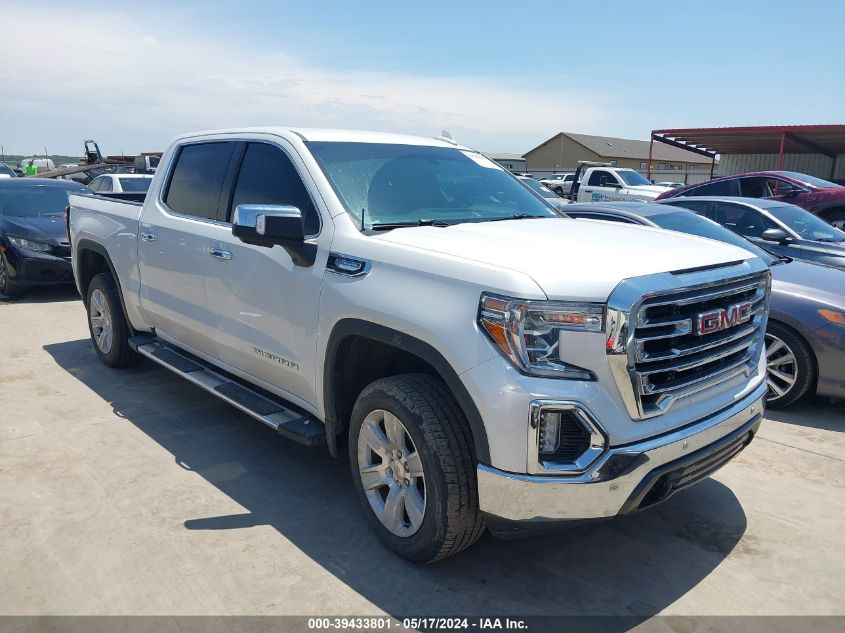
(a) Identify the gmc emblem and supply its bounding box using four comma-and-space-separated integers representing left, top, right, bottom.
696, 301, 754, 336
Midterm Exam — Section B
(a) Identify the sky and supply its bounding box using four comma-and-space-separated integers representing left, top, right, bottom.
1, 0, 843, 157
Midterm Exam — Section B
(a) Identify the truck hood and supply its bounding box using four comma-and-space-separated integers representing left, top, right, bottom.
376, 218, 756, 301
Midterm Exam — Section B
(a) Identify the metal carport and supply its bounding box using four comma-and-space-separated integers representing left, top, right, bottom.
647, 125, 845, 181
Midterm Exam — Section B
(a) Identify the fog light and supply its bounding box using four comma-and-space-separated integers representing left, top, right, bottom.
538, 412, 561, 454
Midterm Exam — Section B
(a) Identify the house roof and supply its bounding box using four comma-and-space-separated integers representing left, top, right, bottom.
525, 132, 713, 164
483, 152, 526, 161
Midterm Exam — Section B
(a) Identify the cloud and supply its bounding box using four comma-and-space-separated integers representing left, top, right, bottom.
0, 4, 605, 154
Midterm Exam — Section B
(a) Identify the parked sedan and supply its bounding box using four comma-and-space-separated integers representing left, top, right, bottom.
0, 178, 91, 296
659, 197, 845, 270
564, 201, 845, 407
656, 170, 845, 229
517, 176, 571, 211
88, 173, 153, 194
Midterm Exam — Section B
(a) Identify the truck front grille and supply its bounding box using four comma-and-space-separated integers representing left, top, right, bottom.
607, 266, 770, 419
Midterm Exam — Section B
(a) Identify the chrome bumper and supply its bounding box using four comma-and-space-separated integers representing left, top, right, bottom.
477, 381, 766, 522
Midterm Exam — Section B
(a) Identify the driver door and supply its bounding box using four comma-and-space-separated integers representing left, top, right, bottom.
581, 169, 621, 202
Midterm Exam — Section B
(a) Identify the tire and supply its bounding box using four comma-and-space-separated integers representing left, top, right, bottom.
85, 272, 140, 368
765, 321, 816, 408
0, 254, 24, 297
348, 373, 485, 563
825, 209, 845, 230
553, 187, 564, 196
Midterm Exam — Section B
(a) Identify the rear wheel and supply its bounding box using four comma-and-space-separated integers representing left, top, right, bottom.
348, 374, 484, 563
765, 321, 816, 408
86, 272, 140, 368
553, 187, 565, 196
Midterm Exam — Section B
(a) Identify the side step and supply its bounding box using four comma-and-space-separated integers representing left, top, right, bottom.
130, 336, 325, 446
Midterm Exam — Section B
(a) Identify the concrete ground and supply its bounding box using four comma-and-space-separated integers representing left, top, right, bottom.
1, 287, 843, 621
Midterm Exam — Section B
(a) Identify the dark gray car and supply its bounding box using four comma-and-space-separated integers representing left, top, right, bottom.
659, 196, 845, 270
563, 201, 845, 407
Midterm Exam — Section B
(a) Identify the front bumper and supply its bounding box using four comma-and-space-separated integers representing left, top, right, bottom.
477, 380, 766, 522
2, 249, 73, 287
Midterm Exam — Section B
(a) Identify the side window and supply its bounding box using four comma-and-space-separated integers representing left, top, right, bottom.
570, 212, 637, 224
664, 200, 714, 218
714, 203, 776, 238
99, 177, 113, 193
88, 177, 102, 192
686, 179, 736, 196
771, 178, 803, 196
739, 177, 773, 198
229, 142, 320, 235
164, 142, 236, 219
587, 170, 616, 187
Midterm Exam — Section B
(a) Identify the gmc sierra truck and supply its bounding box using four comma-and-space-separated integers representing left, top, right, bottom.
68, 127, 771, 563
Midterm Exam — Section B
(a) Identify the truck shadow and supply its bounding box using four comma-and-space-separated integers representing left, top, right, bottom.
43, 338, 748, 622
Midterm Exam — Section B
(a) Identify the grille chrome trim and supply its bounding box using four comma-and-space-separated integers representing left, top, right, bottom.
606, 259, 771, 420
527, 400, 607, 475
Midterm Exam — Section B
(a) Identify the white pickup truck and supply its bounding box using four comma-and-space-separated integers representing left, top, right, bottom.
68, 127, 770, 562
571, 164, 673, 203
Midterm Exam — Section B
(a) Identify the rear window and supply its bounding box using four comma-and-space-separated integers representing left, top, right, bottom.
119, 178, 152, 193
0, 186, 80, 217
164, 142, 236, 219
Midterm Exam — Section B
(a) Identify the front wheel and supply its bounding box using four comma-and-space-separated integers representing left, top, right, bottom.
0, 254, 24, 297
348, 374, 484, 563
86, 272, 140, 368
765, 321, 816, 408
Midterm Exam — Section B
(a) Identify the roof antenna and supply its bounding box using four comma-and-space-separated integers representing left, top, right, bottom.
441, 130, 454, 141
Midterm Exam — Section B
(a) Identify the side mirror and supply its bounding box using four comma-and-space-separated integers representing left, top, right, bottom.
232, 204, 304, 247
761, 228, 791, 244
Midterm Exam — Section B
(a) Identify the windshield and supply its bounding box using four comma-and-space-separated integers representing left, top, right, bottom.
118, 177, 152, 192
775, 171, 842, 189
650, 211, 776, 266
307, 142, 556, 228
767, 205, 845, 242
0, 186, 84, 217
520, 177, 557, 199
618, 170, 653, 187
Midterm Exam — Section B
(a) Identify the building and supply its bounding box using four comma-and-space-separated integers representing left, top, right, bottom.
483, 152, 527, 172
523, 132, 713, 175
650, 125, 845, 183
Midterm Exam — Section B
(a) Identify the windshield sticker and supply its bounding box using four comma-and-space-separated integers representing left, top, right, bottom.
460, 151, 500, 169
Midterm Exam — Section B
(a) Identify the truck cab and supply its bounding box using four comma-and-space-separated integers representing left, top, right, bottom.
570, 162, 673, 203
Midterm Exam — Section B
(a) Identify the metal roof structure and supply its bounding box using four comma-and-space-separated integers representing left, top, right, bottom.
648, 125, 845, 177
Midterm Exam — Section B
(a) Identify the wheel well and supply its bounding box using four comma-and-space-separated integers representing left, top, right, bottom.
329, 335, 438, 439
77, 247, 111, 297
323, 322, 490, 462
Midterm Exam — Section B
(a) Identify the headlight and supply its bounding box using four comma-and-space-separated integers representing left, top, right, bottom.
8, 236, 52, 253
478, 293, 604, 379
818, 308, 845, 325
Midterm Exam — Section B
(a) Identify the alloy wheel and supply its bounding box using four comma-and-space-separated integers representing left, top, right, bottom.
765, 332, 798, 401
89, 288, 114, 355
357, 409, 426, 537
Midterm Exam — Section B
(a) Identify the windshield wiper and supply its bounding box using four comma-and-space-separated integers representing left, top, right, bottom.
369, 218, 453, 231
484, 214, 549, 222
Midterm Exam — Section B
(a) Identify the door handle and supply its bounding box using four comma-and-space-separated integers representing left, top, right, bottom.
209, 248, 233, 261
140, 231, 158, 242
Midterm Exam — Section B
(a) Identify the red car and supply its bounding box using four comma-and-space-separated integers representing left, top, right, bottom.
655, 171, 845, 229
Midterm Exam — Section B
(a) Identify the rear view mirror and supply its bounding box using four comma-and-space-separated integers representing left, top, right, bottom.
761, 228, 791, 244
232, 204, 305, 246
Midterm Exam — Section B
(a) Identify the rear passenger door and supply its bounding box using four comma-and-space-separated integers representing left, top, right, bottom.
208, 139, 330, 408
138, 140, 238, 357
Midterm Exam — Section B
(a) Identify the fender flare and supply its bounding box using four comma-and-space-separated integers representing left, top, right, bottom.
322, 318, 491, 463
74, 238, 136, 336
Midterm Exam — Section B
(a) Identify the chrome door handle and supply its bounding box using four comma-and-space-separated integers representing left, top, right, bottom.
209, 248, 233, 261
140, 231, 158, 242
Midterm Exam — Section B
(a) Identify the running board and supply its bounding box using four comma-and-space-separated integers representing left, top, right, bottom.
130, 337, 325, 446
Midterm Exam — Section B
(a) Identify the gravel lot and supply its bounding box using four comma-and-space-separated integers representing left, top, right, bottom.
1, 287, 843, 622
